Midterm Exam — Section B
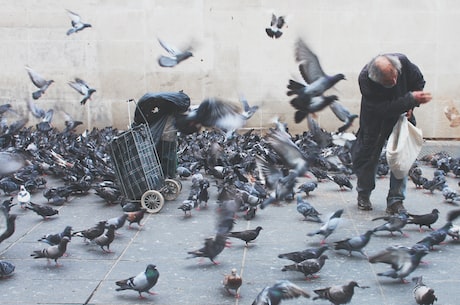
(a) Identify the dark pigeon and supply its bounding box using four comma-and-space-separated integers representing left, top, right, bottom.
313, 281, 368, 305
251, 280, 310, 305
187, 233, 227, 264
38, 225, 72, 246
25, 202, 59, 219
407, 209, 439, 232
372, 210, 409, 236
281, 254, 328, 279
227, 226, 263, 247
92, 224, 116, 253
278, 245, 329, 263
72, 220, 107, 243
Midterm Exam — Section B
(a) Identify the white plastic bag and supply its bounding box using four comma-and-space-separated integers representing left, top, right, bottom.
386, 114, 423, 179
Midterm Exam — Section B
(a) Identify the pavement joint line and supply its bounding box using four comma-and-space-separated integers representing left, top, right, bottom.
83, 212, 152, 304
234, 219, 252, 305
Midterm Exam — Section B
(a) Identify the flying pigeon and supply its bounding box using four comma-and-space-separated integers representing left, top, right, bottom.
227, 226, 263, 247
290, 94, 339, 123
265, 13, 286, 39
0, 260, 15, 278
72, 220, 107, 243
157, 38, 193, 67
38, 225, 72, 246
68, 78, 96, 105
313, 281, 368, 305
30, 236, 70, 266
251, 280, 310, 305
25, 66, 54, 100
66, 9, 92, 35
25, 202, 59, 219
307, 209, 344, 244
281, 254, 328, 279
412, 276, 437, 305
333, 230, 373, 257
328, 100, 358, 133
278, 245, 329, 263
444, 103, 460, 127
92, 224, 116, 253
368, 245, 428, 282
296, 195, 322, 223
407, 209, 439, 232
187, 234, 227, 264
223, 268, 242, 298
62, 111, 83, 133
115, 264, 160, 299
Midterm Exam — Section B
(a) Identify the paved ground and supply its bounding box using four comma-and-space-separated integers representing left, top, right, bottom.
1, 156, 460, 305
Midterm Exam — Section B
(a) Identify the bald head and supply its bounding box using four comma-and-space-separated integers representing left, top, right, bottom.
368, 54, 401, 88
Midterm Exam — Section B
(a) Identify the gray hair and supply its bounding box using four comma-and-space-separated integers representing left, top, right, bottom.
367, 54, 402, 84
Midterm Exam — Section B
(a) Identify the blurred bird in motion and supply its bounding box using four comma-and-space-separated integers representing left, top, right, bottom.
444, 102, 460, 127
251, 280, 310, 305
68, 78, 96, 105
157, 38, 193, 67
25, 66, 54, 100
66, 9, 92, 35
265, 13, 286, 39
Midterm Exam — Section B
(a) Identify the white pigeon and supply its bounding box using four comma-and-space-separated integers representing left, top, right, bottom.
17, 185, 31, 209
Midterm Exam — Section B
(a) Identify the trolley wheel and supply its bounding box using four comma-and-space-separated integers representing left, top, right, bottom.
141, 190, 164, 214
163, 179, 181, 201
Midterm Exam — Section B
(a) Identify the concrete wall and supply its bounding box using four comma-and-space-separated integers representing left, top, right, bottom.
1, 0, 460, 138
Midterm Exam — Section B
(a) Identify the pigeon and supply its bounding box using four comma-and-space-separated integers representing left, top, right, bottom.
333, 230, 374, 257
372, 210, 409, 236
38, 225, 72, 246
290, 94, 339, 123
227, 226, 263, 247
25, 66, 54, 100
412, 276, 437, 305
313, 281, 368, 305
407, 209, 440, 232
368, 245, 428, 282
115, 264, 160, 299
416, 221, 452, 250
223, 268, 242, 298
176, 166, 192, 179
61, 110, 83, 133
68, 78, 96, 105
126, 208, 148, 229
92, 224, 116, 253
17, 185, 31, 209
281, 254, 328, 279
72, 220, 107, 243
328, 100, 359, 133
176, 98, 255, 138
178, 199, 194, 217
278, 245, 329, 263
297, 181, 318, 196
239, 94, 259, 121
328, 174, 353, 191
296, 195, 322, 223
251, 280, 310, 305
265, 13, 286, 39
105, 214, 128, 231
444, 103, 460, 127
187, 233, 227, 264
66, 9, 92, 35
442, 185, 458, 202
157, 38, 193, 67
25, 202, 59, 219
307, 209, 344, 244
30, 236, 70, 266
0, 212, 17, 244
310, 167, 330, 182
0, 260, 15, 278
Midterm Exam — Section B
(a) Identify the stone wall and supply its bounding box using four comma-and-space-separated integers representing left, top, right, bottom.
1, 0, 460, 138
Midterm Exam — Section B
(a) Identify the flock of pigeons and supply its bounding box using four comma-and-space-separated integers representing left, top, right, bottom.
1, 7, 460, 305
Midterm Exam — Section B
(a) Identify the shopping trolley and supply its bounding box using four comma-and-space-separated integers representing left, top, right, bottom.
108, 93, 189, 213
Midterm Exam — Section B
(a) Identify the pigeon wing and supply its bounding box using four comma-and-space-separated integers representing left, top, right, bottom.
295, 38, 326, 84
25, 66, 47, 88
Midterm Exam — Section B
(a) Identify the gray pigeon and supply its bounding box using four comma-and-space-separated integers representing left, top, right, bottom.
105, 214, 128, 231
333, 230, 373, 257
372, 210, 409, 236
251, 280, 310, 305
66, 10, 92, 35
278, 245, 329, 263
296, 195, 322, 223
297, 181, 318, 196
313, 281, 368, 305
25, 66, 54, 100
68, 78, 96, 105
368, 245, 428, 282
265, 13, 286, 39
412, 276, 437, 305
307, 209, 344, 244
38, 225, 72, 246
115, 264, 160, 299
157, 38, 193, 67
328, 100, 358, 133
93, 224, 116, 253
30, 236, 70, 266
281, 254, 328, 279
0, 260, 15, 278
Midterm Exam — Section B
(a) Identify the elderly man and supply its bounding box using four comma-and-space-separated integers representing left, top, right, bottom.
352, 54, 432, 213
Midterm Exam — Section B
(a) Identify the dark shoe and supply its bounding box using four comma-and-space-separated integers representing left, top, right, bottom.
357, 194, 373, 211
386, 201, 406, 215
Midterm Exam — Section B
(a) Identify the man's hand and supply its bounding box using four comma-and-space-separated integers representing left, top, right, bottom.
412, 91, 432, 104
